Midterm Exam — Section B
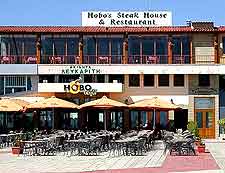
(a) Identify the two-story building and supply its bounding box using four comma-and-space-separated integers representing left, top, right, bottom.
1, 21, 225, 138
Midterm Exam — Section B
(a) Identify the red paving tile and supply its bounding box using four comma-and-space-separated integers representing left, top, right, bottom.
84, 152, 220, 173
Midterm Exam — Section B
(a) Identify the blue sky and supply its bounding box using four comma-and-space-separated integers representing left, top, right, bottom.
1, 0, 225, 26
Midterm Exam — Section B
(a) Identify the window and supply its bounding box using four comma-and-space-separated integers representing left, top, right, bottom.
39, 75, 55, 83
96, 74, 105, 83
84, 74, 95, 83
174, 74, 184, 87
129, 74, 140, 87
199, 75, 210, 87
158, 74, 169, 87
109, 74, 124, 84
223, 37, 225, 54
58, 75, 80, 83
144, 74, 154, 86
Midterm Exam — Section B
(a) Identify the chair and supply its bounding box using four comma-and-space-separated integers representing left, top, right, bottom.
147, 56, 158, 64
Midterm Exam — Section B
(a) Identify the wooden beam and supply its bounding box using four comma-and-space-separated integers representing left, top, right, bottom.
36, 34, 41, 64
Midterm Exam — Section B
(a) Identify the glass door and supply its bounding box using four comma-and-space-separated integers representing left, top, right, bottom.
195, 110, 215, 138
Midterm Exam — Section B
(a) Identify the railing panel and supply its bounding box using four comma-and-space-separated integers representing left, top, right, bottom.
0, 56, 37, 64
83, 55, 122, 64
194, 55, 215, 64
40, 55, 79, 64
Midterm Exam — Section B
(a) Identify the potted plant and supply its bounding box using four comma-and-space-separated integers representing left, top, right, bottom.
11, 136, 23, 155
187, 121, 201, 146
218, 118, 225, 140
197, 138, 205, 153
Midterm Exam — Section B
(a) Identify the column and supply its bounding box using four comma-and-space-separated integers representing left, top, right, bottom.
36, 34, 41, 64
189, 35, 193, 64
214, 35, 219, 64
123, 33, 128, 64
124, 109, 130, 131
168, 36, 172, 64
140, 73, 144, 88
79, 34, 83, 64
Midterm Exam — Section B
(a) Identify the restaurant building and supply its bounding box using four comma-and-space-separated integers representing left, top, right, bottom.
1, 15, 225, 138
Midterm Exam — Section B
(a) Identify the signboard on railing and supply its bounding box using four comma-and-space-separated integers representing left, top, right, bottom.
82, 11, 172, 27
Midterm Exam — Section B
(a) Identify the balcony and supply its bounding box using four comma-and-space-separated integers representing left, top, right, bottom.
0, 56, 37, 64
41, 55, 80, 64
194, 55, 215, 64
83, 55, 122, 64
128, 55, 169, 64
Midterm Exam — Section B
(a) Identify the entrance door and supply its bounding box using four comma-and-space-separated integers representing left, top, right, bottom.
195, 110, 215, 138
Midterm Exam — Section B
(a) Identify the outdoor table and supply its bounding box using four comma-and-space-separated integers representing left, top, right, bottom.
65, 139, 91, 155
115, 137, 139, 155
22, 140, 48, 156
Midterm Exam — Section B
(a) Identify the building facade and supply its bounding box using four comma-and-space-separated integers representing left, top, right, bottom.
1, 22, 225, 138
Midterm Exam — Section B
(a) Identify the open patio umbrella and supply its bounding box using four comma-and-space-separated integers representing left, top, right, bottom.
25, 96, 79, 129
79, 96, 127, 109
79, 96, 127, 130
25, 96, 79, 109
129, 97, 180, 129
0, 99, 24, 112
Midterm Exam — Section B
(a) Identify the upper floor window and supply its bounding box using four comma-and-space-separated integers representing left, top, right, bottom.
0, 35, 36, 56
144, 74, 154, 86
174, 74, 185, 87
223, 37, 225, 54
158, 74, 169, 87
41, 35, 79, 64
128, 36, 168, 64
109, 74, 124, 84
83, 36, 123, 64
129, 74, 140, 87
172, 36, 190, 64
198, 74, 210, 87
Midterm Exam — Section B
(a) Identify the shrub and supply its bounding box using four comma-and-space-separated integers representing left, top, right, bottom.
187, 121, 199, 137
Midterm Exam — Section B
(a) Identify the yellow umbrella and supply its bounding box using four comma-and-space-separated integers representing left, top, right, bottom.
79, 96, 127, 130
129, 97, 179, 110
0, 99, 24, 112
79, 96, 127, 109
25, 96, 79, 110
129, 97, 180, 129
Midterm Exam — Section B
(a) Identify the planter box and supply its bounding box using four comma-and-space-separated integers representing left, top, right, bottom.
11, 147, 21, 155
197, 145, 205, 153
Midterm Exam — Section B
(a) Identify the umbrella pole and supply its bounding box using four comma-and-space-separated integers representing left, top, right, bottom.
52, 107, 54, 129
153, 109, 156, 129
104, 110, 107, 130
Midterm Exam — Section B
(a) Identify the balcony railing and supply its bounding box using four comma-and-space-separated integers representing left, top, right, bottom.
194, 55, 215, 64
83, 55, 122, 64
128, 55, 169, 64
0, 56, 37, 64
40, 55, 79, 64
172, 55, 191, 64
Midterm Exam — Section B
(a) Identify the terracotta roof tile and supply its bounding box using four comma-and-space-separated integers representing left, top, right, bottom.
218, 26, 225, 31
0, 26, 193, 33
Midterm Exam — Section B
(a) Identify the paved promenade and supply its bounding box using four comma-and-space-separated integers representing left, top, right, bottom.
205, 140, 225, 171
0, 141, 166, 173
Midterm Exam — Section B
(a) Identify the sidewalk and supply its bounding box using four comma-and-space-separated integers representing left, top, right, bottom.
84, 152, 221, 173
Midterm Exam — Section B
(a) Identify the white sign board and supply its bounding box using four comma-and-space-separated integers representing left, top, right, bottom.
38, 64, 223, 75
82, 11, 172, 27
38, 83, 123, 93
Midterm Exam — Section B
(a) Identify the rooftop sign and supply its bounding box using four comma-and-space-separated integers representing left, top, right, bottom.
82, 11, 172, 27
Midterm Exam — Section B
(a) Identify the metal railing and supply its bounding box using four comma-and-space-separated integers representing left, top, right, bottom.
172, 55, 191, 64
194, 55, 215, 64
40, 55, 80, 64
0, 56, 37, 64
83, 55, 123, 64
128, 55, 169, 64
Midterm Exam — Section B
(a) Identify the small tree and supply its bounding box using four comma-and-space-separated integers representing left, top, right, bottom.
187, 121, 199, 137
218, 118, 225, 134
